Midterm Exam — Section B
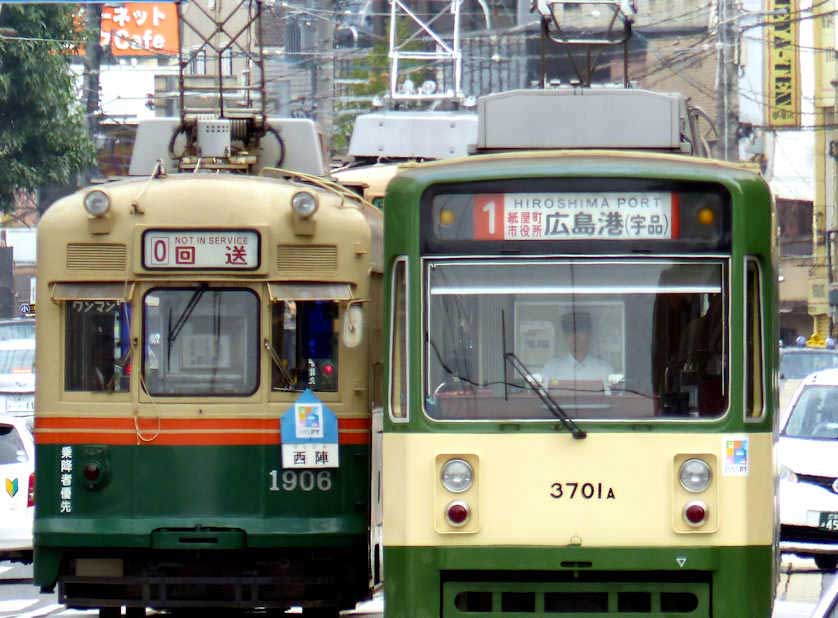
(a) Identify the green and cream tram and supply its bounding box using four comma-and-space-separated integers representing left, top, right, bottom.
382, 93, 776, 617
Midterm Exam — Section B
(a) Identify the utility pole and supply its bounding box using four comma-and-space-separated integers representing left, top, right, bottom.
83, 4, 102, 181
716, 0, 740, 161
313, 0, 334, 155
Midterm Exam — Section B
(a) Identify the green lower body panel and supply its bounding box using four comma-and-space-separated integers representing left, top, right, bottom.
34, 443, 371, 610
383, 546, 773, 618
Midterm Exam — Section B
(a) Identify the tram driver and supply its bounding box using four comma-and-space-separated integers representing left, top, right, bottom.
541, 310, 614, 387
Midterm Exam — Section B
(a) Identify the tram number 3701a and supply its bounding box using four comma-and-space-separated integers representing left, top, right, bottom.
269, 469, 333, 492
550, 482, 616, 500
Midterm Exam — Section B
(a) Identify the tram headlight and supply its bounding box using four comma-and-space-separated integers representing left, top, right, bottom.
441, 458, 473, 493
83, 190, 111, 217
291, 191, 319, 218
679, 458, 712, 493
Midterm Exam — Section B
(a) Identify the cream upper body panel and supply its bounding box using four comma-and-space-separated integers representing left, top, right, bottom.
383, 431, 773, 547
38, 174, 380, 283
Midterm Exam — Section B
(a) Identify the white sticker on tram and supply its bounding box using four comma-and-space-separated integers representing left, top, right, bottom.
722, 435, 750, 476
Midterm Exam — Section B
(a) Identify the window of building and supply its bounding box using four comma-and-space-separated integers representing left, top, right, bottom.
777, 199, 812, 257
191, 48, 207, 75
221, 49, 234, 76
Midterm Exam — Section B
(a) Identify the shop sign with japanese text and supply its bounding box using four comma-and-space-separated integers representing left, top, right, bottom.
471, 192, 676, 241
765, 0, 800, 127
100, 3, 178, 56
143, 230, 260, 269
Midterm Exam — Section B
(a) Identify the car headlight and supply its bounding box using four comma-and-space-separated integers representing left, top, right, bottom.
778, 464, 798, 483
679, 458, 712, 493
441, 458, 473, 493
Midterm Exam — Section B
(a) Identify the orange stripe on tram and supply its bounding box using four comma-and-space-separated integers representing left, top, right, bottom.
34, 416, 371, 446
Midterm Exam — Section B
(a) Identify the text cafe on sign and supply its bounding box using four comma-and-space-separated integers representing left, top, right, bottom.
100, 3, 179, 56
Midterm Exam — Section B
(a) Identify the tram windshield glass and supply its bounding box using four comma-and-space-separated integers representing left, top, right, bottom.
142, 288, 259, 396
425, 259, 728, 420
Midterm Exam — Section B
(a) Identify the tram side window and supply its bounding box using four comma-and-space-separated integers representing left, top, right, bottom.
65, 301, 130, 392
271, 301, 339, 392
390, 259, 407, 419
746, 259, 764, 417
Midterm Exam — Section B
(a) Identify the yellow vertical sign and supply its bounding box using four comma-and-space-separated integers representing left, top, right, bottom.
814, 6, 835, 106
765, 0, 800, 127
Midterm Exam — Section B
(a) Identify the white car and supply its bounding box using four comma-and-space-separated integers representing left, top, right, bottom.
778, 369, 838, 571
811, 573, 838, 617
0, 414, 34, 562
0, 337, 35, 417
779, 347, 838, 412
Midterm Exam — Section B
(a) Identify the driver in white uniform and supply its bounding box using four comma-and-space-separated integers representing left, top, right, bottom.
541, 310, 614, 386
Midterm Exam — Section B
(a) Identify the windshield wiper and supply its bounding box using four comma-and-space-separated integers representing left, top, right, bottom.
504, 351, 587, 439
168, 284, 207, 345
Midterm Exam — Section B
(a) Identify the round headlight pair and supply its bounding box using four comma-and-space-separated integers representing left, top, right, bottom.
84, 190, 111, 217
679, 458, 712, 493
441, 458, 473, 493
291, 191, 318, 218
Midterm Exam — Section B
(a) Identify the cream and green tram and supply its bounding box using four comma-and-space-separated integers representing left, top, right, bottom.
34, 173, 382, 617
333, 163, 402, 209
382, 152, 776, 617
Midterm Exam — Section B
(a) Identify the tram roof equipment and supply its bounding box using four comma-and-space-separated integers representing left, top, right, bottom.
475, 87, 695, 154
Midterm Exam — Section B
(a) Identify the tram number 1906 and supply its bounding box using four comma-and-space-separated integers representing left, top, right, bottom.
550, 482, 615, 500
269, 470, 333, 492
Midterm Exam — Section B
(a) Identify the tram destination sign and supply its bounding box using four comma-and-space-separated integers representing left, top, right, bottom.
438, 192, 679, 241
143, 229, 260, 270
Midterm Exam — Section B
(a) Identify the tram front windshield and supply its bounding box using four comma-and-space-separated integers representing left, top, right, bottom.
425, 259, 728, 420
143, 288, 259, 396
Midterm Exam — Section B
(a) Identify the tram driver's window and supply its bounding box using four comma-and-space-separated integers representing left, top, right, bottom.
271, 301, 339, 392
65, 301, 130, 392
142, 289, 259, 396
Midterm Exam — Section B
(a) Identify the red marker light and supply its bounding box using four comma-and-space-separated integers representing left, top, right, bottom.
684, 502, 707, 526
322, 363, 335, 377
84, 464, 101, 482
446, 501, 470, 526
27, 473, 34, 507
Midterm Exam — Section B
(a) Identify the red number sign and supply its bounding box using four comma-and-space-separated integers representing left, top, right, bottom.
473, 194, 505, 240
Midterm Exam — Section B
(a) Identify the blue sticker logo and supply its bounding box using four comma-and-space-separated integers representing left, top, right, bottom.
280, 389, 340, 469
